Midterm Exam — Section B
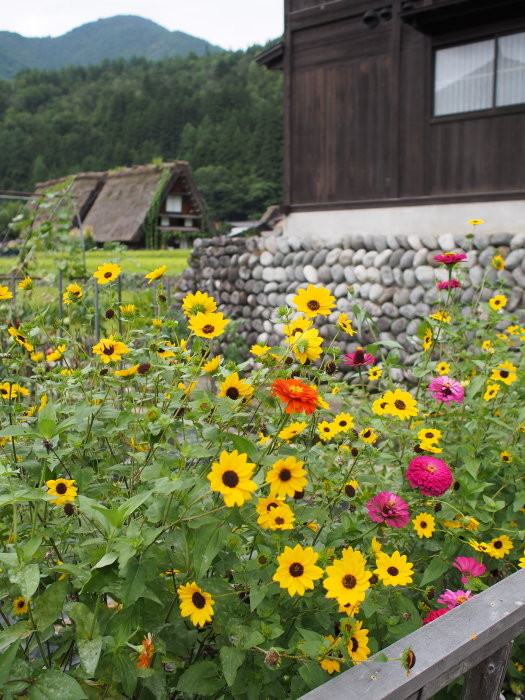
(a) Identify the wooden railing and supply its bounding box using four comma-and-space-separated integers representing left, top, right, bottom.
299, 567, 525, 700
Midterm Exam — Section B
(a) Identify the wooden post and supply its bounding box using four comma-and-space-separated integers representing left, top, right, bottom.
94, 280, 100, 344
58, 270, 63, 326
118, 275, 123, 335
461, 642, 513, 700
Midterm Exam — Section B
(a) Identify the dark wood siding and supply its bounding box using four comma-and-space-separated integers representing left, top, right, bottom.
284, 0, 525, 209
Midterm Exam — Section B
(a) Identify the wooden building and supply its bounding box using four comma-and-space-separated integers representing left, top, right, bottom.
34, 162, 212, 248
258, 0, 525, 238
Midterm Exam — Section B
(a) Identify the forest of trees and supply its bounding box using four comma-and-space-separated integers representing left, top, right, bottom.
0, 46, 283, 222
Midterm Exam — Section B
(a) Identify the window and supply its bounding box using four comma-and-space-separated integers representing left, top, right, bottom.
166, 194, 183, 213
434, 31, 525, 116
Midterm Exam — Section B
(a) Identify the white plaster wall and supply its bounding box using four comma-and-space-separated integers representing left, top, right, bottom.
284, 200, 525, 245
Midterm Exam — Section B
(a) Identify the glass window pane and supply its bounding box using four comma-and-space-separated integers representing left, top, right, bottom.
496, 32, 525, 107
434, 40, 495, 116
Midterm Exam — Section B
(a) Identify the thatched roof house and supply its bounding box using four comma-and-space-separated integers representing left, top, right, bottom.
32, 172, 106, 228
34, 162, 211, 247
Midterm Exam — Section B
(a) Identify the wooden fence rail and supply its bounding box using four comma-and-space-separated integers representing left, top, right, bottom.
299, 567, 525, 700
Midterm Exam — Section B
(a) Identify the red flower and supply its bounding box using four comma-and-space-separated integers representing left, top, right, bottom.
271, 378, 319, 415
343, 347, 375, 367
406, 456, 453, 496
366, 491, 409, 528
423, 608, 449, 624
433, 252, 467, 265
137, 633, 154, 668
437, 278, 461, 290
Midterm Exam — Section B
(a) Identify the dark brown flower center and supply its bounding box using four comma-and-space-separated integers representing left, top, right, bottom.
420, 521, 428, 528
266, 502, 279, 511
275, 517, 285, 525
279, 468, 291, 481
350, 637, 359, 653
102, 345, 115, 355
226, 387, 240, 400
104, 271, 112, 278
17, 600, 25, 608
394, 400, 406, 410
345, 485, 356, 498
425, 432, 434, 439
192, 591, 206, 609
289, 562, 304, 577
202, 324, 215, 335
222, 470, 239, 488
493, 540, 502, 549
307, 300, 320, 311
387, 566, 399, 576
354, 348, 365, 363
17, 334, 26, 343
342, 574, 357, 589
499, 370, 509, 378
339, 420, 347, 427
442, 387, 452, 396
55, 483, 67, 495
363, 430, 371, 437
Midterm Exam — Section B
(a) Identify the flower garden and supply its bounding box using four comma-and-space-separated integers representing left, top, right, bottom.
0, 249, 524, 699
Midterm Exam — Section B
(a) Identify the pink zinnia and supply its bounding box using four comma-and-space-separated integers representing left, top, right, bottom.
423, 608, 449, 624
427, 376, 464, 406
437, 589, 474, 609
433, 252, 467, 265
406, 456, 453, 496
366, 491, 409, 528
344, 347, 375, 367
453, 557, 486, 585
437, 278, 461, 290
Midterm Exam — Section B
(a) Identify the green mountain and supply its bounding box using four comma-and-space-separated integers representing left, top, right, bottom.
0, 15, 222, 79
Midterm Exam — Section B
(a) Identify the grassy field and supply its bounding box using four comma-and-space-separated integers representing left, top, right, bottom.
0, 248, 190, 277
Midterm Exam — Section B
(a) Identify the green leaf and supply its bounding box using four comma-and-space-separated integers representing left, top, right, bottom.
116, 489, 153, 522
420, 557, 449, 586
374, 652, 389, 663
249, 585, 267, 612
8, 562, 40, 599
299, 662, 327, 689
20, 536, 42, 563
177, 660, 224, 696
37, 402, 57, 439
0, 621, 30, 653
77, 637, 103, 676
32, 579, 67, 631
28, 669, 87, 699
93, 552, 118, 569
193, 523, 226, 579
65, 602, 99, 639
220, 647, 245, 687
0, 425, 36, 438
0, 639, 20, 684
227, 433, 259, 462
120, 558, 147, 605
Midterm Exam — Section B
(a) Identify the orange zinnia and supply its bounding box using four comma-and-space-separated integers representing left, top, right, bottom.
137, 633, 154, 668
270, 378, 319, 415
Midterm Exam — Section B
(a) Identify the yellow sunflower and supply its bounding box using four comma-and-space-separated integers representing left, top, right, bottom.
333, 413, 354, 434
382, 388, 418, 420
418, 441, 442, 453
203, 355, 221, 373
417, 428, 441, 443
218, 372, 254, 401
344, 480, 358, 498
145, 265, 167, 284
93, 262, 121, 285
182, 291, 217, 317
283, 316, 313, 337
317, 421, 338, 442
177, 582, 214, 627
272, 544, 324, 596
486, 535, 513, 559
119, 303, 136, 315
188, 311, 230, 339
323, 547, 371, 607
318, 635, 342, 675
0, 285, 13, 300
266, 503, 295, 530
286, 328, 324, 364
491, 255, 505, 270
207, 450, 257, 507
374, 551, 414, 586
266, 456, 308, 498
31, 352, 44, 362
489, 294, 507, 311
337, 312, 357, 336
483, 383, 500, 401
18, 276, 33, 291
347, 621, 371, 663
436, 361, 450, 375
490, 361, 517, 386
157, 341, 177, 358
359, 428, 377, 444
13, 596, 29, 615
8, 326, 34, 352
114, 365, 140, 377
278, 421, 307, 441
256, 495, 285, 528
412, 513, 436, 539
422, 328, 433, 351
250, 344, 271, 359
429, 311, 451, 323
92, 335, 130, 363
45, 478, 78, 506
500, 450, 512, 463
63, 283, 82, 304
368, 366, 382, 381
47, 345, 66, 362
292, 285, 336, 318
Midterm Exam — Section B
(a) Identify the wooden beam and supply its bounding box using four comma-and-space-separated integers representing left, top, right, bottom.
298, 567, 525, 700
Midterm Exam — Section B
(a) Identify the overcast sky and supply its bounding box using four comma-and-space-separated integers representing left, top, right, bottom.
1, 0, 284, 50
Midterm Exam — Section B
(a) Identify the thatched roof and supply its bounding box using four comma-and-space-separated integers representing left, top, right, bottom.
32, 172, 106, 227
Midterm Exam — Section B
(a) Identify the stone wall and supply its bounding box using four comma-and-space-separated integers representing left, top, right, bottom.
175, 230, 525, 366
